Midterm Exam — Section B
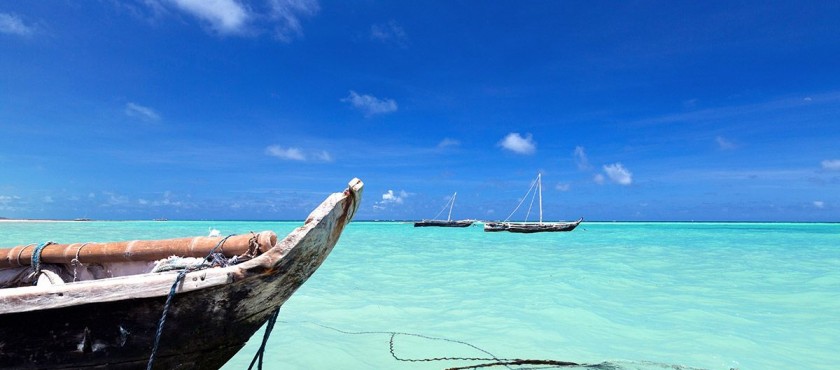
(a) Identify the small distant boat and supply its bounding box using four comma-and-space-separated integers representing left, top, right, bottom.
0, 178, 363, 369
485, 218, 582, 233
414, 219, 474, 227
414, 192, 474, 227
484, 173, 582, 233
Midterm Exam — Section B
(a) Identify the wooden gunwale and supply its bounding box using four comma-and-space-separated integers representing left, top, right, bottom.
0, 178, 363, 314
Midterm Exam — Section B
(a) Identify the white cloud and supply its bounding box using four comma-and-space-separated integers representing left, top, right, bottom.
821, 159, 840, 171
265, 145, 306, 161
0, 195, 20, 210
437, 138, 460, 149
603, 163, 633, 185
0, 13, 34, 36
381, 190, 408, 204
125, 102, 161, 121
42, 196, 54, 203
265, 145, 333, 162
574, 146, 590, 170
142, 0, 318, 41
499, 133, 536, 155
135, 191, 184, 207
593, 173, 605, 184
813, 201, 825, 209
267, 0, 319, 42
716, 136, 737, 150
342, 91, 398, 116
556, 183, 570, 191
103, 192, 130, 207
314, 150, 333, 162
370, 20, 408, 48
170, 0, 249, 34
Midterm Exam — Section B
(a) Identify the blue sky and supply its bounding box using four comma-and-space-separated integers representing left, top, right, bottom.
1, 1, 839, 221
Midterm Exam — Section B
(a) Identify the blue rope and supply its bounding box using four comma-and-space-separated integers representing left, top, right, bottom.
247, 307, 281, 370
30, 241, 54, 284
146, 269, 188, 370
145, 234, 237, 370
203, 234, 236, 268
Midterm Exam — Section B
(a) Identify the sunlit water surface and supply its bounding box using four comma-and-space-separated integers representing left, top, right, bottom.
1, 221, 837, 369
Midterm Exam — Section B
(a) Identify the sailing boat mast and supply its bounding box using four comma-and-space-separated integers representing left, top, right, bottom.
414, 192, 474, 227
447, 192, 457, 221
537, 174, 543, 224
483, 173, 583, 233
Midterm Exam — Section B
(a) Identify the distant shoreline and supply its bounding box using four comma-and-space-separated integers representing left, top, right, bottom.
0, 219, 80, 223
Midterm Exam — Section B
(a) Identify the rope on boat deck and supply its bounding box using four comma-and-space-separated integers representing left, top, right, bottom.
70, 242, 89, 282
146, 234, 237, 370
28, 241, 55, 284
247, 307, 281, 370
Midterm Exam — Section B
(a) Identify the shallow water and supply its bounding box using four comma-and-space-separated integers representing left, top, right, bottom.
1, 221, 838, 369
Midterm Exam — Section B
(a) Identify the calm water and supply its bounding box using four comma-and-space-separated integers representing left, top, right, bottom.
1, 221, 838, 369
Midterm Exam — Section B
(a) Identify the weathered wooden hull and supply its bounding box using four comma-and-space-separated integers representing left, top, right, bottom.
0, 178, 363, 369
483, 218, 582, 233
413, 220, 474, 227
482, 222, 508, 232
0, 280, 270, 369
506, 220, 581, 233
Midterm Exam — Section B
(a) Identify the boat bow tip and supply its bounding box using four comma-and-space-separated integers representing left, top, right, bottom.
344, 178, 364, 221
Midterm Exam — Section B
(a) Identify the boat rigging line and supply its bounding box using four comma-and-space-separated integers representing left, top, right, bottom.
504, 174, 541, 222
431, 192, 458, 221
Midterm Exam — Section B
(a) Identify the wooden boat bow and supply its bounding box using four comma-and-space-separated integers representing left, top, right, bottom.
0, 178, 364, 369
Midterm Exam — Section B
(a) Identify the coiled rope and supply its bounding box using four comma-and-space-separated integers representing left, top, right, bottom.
28, 241, 55, 284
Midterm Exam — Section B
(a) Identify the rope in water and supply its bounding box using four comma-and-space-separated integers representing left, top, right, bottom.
146, 234, 237, 370
306, 323, 543, 368
295, 322, 712, 370
247, 307, 281, 370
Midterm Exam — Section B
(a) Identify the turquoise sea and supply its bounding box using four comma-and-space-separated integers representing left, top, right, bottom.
1, 221, 838, 369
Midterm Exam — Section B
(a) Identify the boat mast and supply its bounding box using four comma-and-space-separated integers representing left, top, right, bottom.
447, 192, 457, 221
538, 173, 543, 224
